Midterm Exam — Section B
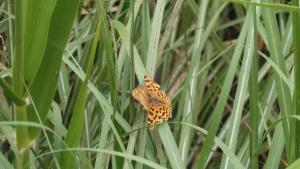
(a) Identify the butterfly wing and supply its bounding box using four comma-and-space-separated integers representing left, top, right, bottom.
132, 86, 150, 111
147, 102, 172, 129
144, 75, 171, 106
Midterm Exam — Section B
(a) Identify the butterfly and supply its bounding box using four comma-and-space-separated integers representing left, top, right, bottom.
132, 75, 172, 129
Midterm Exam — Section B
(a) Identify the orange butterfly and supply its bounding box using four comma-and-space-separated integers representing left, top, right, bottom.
132, 75, 172, 129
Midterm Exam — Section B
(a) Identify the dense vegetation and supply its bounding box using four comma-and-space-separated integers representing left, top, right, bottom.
0, 0, 300, 168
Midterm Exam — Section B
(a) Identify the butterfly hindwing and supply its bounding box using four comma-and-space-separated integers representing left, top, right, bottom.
147, 102, 172, 129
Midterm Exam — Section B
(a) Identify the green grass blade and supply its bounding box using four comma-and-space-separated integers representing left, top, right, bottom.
1, 1, 298, 168
258, 51, 292, 90
158, 124, 185, 169
142, 1, 185, 168
146, 0, 165, 75
94, 117, 111, 168
287, 158, 300, 169
264, 126, 285, 169
111, 20, 147, 82
157, 0, 184, 60
61, 13, 100, 169
178, 122, 245, 169
62, 53, 134, 168
23, 0, 57, 83
0, 77, 25, 105
141, 0, 150, 63
248, 8, 258, 169
262, 0, 293, 161
220, 5, 256, 169
292, 0, 300, 159
195, 8, 251, 169
14, 0, 29, 167
0, 153, 13, 169
179, 0, 208, 163
226, 0, 300, 12
34, 148, 167, 169
27, 0, 81, 140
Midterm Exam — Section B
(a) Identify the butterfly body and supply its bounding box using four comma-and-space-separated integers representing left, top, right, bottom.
132, 75, 172, 129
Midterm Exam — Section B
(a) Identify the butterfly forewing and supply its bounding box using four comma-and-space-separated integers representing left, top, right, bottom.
132, 86, 150, 111
144, 75, 171, 106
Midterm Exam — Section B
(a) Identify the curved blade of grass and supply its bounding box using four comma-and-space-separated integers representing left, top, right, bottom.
226, 0, 300, 12
258, 51, 292, 90
0, 121, 62, 138
34, 148, 167, 169
0, 77, 26, 106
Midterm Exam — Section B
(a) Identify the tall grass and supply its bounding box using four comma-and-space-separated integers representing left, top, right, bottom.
0, 0, 300, 169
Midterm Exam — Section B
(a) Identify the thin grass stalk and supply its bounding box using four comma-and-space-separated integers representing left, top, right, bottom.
6, 0, 14, 64
129, 0, 135, 122
141, 0, 149, 63
157, 0, 184, 61
292, 0, 300, 159
14, 0, 29, 168
146, 0, 165, 75
99, 0, 118, 116
179, 0, 208, 163
262, 0, 294, 162
122, 0, 136, 168
249, 5, 258, 169
136, 2, 149, 169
